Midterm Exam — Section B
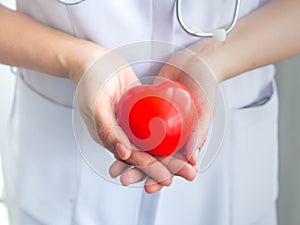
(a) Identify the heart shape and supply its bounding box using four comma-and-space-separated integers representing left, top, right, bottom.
117, 80, 197, 156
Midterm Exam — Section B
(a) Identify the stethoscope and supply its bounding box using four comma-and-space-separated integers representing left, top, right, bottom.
56, 0, 241, 41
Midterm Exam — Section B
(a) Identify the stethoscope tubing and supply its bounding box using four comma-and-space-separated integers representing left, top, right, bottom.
175, 0, 241, 37
56, 0, 84, 5
55, 0, 241, 39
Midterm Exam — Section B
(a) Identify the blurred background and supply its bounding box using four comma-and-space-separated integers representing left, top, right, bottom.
0, 0, 299, 225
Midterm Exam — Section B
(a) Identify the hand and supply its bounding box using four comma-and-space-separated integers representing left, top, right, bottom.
110, 45, 218, 193
158, 48, 219, 160
76, 49, 185, 190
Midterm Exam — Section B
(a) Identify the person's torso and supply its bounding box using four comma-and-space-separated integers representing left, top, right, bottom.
16, 0, 274, 109
8, 1, 278, 225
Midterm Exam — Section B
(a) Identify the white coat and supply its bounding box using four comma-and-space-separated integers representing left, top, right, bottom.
5, 0, 278, 224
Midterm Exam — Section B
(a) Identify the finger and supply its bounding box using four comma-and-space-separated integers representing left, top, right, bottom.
189, 148, 200, 166
125, 151, 173, 186
174, 162, 197, 181
115, 142, 132, 160
94, 69, 139, 160
181, 113, 207, 166
95, 103, 132, 161
109, 160, 131, 178
183, 132, 202, 166
158, 155, 197, 181
144, 177, 165, 194
120, 168, 146, 186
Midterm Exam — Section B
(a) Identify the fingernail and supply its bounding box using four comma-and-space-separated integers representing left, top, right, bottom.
116, 143, 130, 160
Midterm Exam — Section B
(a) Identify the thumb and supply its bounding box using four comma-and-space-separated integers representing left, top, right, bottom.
95, 102, 132, 161
97, 120, 132, 161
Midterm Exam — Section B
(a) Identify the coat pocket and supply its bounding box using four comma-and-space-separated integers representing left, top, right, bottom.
230, 81, 279, 225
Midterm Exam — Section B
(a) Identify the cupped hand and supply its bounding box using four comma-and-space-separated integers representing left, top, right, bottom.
76, 50, 178, 188
110, 46, 219, 193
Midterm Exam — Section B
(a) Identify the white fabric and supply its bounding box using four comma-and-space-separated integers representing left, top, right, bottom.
5, 0, 278, 225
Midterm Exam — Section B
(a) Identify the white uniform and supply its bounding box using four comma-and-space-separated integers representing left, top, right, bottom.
5, 0, 278, 225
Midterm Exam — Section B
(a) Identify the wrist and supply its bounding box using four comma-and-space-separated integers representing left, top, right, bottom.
189, 38, 234, 84
59, 39, 107, 85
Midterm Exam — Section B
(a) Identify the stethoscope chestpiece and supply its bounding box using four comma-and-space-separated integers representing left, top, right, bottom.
56, 0, 84, 5
212, 29, 227, 42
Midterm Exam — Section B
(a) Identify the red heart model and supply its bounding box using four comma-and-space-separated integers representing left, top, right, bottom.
117, 80, 197, 156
